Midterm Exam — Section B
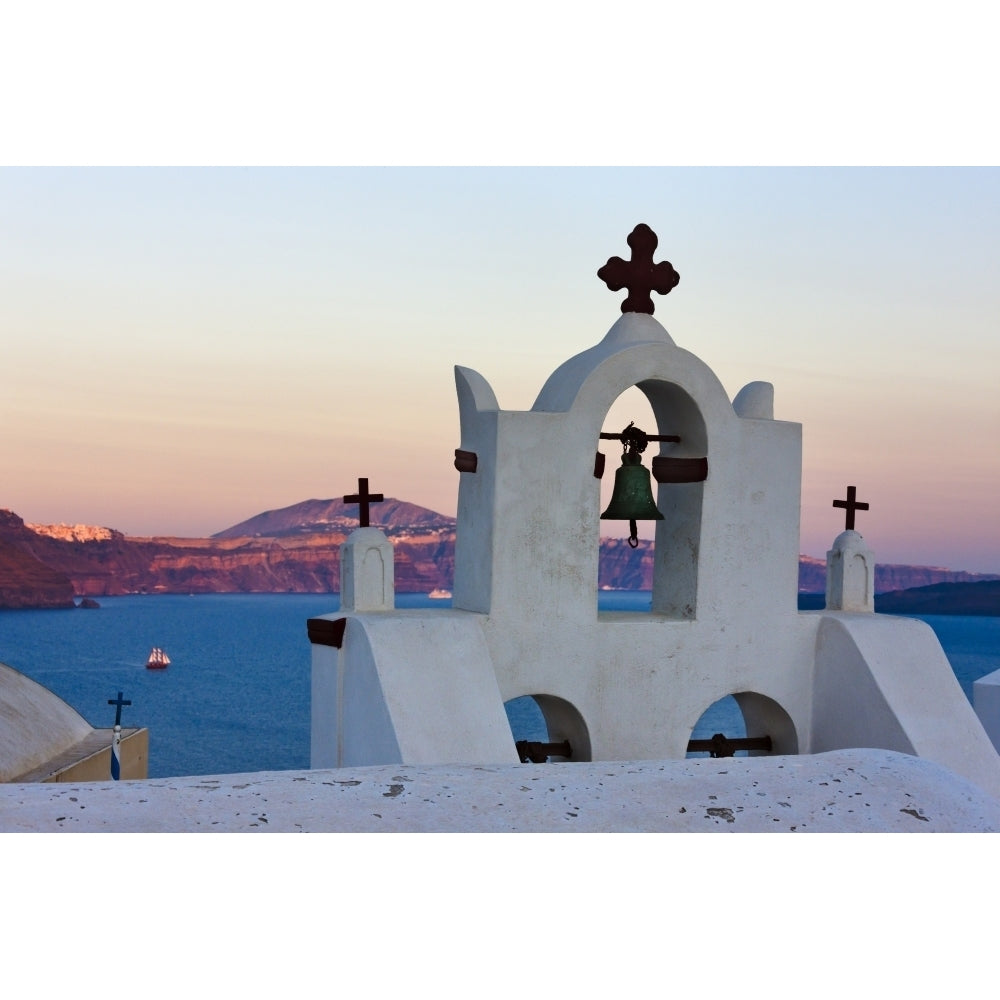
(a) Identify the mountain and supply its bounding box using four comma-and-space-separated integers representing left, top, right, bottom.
795, 554, 997, 595
213, 497, 454, 539
2, 500, 998, 609
0, 500, 457, 602
0, 511, 76, 608
875, 580, 1000, 616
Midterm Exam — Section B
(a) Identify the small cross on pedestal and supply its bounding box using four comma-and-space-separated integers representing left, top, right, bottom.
344, 477, 384, 527
598, 223, 680, 315
108, 691, 131, 727
107, 690, 131, 780
833, 485, 870, 531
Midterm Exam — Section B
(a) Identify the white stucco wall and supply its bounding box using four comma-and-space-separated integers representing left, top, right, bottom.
5, 750, 999, 832
340, 527, 394, 612
455, 315, 802, 627
812, 614, 1000, 798
446, 310, 814, 760
310, 309, 1000, 804
0, 661, 94, 781
826, 530, 875, 612
974, 668, 1000, 754
311, 612, 518, 768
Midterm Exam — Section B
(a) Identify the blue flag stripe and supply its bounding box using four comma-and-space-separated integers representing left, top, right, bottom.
111, 729, 121, 781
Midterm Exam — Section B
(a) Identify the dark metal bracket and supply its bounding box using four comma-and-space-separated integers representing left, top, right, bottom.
652, 455, 708, 483
307, 617, 347, 648
516, 740, 572, 763
686, 733, 772, 758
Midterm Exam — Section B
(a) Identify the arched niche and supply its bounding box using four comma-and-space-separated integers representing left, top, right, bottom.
686, 695, 746, 758
687, 692, 798, 758
733, 691, 799, 755
639, 378, 707, 619
597, 386, 659, 597
596, 378, 707, 619
504, 695, 547, 743
503, 694, 592, 763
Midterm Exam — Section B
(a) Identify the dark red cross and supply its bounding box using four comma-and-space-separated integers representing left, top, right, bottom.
597, 224, 680, 314
833, 485, 870, 531
344, 477, 384, 527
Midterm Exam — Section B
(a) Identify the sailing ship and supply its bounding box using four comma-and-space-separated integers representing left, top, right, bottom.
146, 646, 171, 670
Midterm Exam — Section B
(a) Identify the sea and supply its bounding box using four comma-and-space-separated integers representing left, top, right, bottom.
2, 592, 999, 779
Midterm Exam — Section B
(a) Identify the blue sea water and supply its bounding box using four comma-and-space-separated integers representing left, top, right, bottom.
2, 593, 998, 779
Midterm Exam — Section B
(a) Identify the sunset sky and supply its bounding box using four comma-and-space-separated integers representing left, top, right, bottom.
6, 2, 997, 938
3, 166, 998, 572
3, 7, 998, 574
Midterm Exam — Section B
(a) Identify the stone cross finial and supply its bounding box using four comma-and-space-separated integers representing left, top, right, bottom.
833, 485, 870, 531
344, 477, 384, 527
108, 691, 131, 727
598, 224, 680, 314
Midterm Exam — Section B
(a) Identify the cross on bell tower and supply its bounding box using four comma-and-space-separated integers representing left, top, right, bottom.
338, 476, 394, 614
827, 487, 875, 613
833, 485, 870, 531
344, 477, 384, 527
598, 223, 680, 314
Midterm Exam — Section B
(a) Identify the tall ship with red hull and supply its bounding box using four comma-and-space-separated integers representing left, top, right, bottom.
146, 646, 170, 670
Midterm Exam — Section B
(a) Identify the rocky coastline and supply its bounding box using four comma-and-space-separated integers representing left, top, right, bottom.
2, 501, 997, 612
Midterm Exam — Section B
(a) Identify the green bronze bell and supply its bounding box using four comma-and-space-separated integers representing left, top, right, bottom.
601, 449, 663, 548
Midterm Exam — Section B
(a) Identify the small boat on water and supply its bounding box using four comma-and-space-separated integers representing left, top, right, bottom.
146, 646, 171, 670
428, 589, 452, 600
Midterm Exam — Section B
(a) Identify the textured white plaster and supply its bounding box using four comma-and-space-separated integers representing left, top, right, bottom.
327, 311, 813, 766
0, 662, 94, 781
311, 308, 1000, 807
340, 527, 394, 612
311, 611, 517, 768
825, 530, 875, 612
2, 750, 997, 832
599, 311, 675, 347
813, 614, 1000, 798
310, 640, 340, 768
732, 381, 774, 419
974, 669, 1000, 754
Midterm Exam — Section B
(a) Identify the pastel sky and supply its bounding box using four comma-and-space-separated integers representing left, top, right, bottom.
2, 166, 998, 572
7, 5, 993, 942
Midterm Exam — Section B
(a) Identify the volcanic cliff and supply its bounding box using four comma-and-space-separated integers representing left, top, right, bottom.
0, 511, 76, 609
1, 500, 998, 608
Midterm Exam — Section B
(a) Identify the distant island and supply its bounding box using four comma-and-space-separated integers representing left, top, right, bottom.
2, 500, 998, 614
874, 579, 1000, 616
796, 583, 1000, 616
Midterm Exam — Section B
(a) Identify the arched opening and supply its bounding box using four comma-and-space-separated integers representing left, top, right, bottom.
597, 386, 658, 607
505, 695, 547, 743
504, 694, 592, 763
640, 378, 707, 620
596, 381, 707, 619
733, 692, 799, 755
686, 695, 747, 758
687, 692, 798, 758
